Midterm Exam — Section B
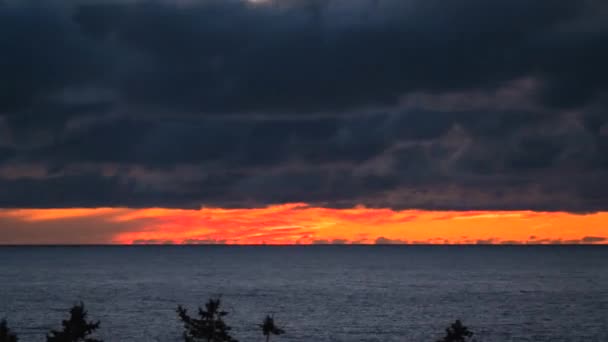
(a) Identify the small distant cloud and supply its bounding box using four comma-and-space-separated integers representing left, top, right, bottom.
375, 236, 407, 245
132, 239, 174, 245
182, 238, 226, 245
581, 236, 606, 243
312, 239, 349, 245
500, 240, 522, 245
543, 236, 607, 245
476, 238, 497, 245
551, 239, 581, 244
526, 238, 545, 244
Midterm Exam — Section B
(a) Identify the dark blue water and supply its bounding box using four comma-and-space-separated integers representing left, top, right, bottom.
1, 246, 607, 341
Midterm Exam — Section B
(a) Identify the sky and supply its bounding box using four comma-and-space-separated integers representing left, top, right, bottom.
0, 0, 607, 244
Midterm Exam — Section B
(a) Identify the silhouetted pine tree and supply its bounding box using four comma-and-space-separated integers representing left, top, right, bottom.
177, 298, 237, 342
46, 302, 102, 342
437, 320, 474, 342
259, 315, 284, 342
0, 319, 18, 342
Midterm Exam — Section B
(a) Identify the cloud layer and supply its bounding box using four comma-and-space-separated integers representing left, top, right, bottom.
1, 0, 608, 211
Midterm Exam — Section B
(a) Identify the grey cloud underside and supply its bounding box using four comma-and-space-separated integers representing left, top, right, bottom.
1, 0, 608, 211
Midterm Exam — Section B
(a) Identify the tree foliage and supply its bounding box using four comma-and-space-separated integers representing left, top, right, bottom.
177, 298, 237, 342
46, 302, 102, 342
259, 315, 285, 342
437, 319, 474, 342
0, 319, 18, 342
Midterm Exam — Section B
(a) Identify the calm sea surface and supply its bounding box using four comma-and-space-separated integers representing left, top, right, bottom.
0, 246, 607, 341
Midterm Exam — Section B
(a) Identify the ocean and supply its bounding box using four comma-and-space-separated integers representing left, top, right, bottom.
0, 246, 607, 341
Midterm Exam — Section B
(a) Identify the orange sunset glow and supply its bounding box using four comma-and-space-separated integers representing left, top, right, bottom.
1, 204, 606, 245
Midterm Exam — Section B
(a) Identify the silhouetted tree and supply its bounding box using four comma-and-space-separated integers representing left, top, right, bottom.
437, 320, 474, 342
47, 302, 102, 342
177, 298, 237, 342
259, 315, 284, 342
0, 319, 18, 342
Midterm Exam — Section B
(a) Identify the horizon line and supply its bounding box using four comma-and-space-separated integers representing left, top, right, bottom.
1, 244, 606, 247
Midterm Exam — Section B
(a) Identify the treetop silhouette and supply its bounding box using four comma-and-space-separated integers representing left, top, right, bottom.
0, 319, 18, 342
46, 302, 102, 342
177, 297, 238, 342
259, 315, 285, 342
437, 319, 474, 342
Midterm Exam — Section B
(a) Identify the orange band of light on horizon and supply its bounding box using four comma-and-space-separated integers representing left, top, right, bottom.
0, 203, 607, 245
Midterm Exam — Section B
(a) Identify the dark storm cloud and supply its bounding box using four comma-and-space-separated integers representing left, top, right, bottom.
68, 0, 607, 114
1, 0, 608, 211
0, 2, 109, 113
